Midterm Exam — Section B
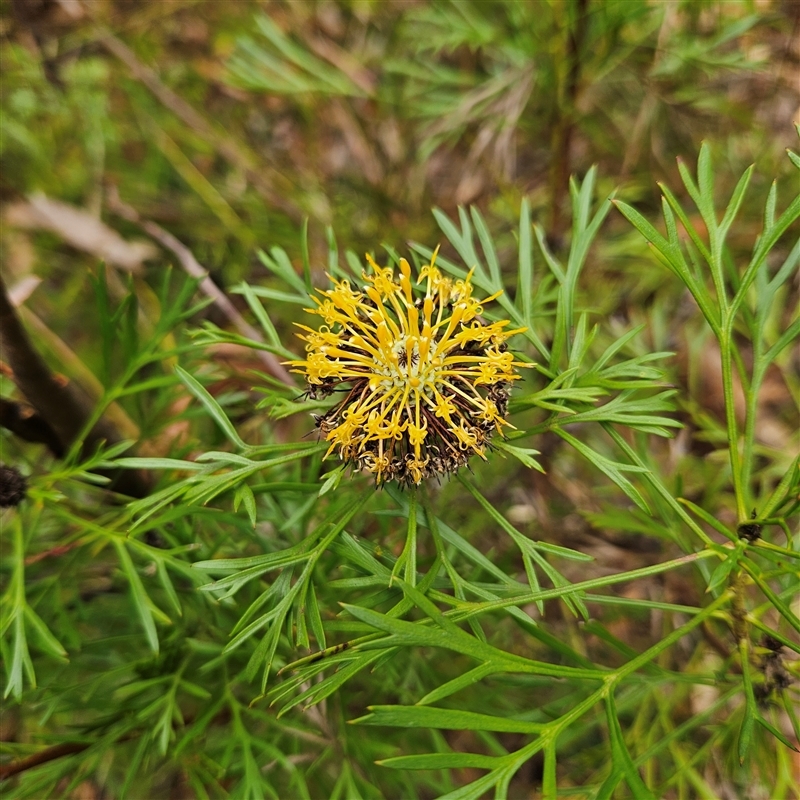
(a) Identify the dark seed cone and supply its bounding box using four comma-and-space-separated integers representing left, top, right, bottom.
0, 465, 28, 508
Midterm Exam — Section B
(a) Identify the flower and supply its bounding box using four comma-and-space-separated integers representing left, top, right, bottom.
287, 249, 530, 485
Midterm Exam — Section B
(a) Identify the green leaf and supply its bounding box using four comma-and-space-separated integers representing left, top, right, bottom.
555, 429, 650, 513
378, 752, 501, 770
738, 638, 756, 764
755, 712, 800, 753
306, 582, 326, 650
432, 207, 489, 288
355, 705, 543, 734
234, 483, 258, 527
534, 224, 565, 284
23, 606, 68, 661
678, 498, 737, 542
516, 199, 533, 328
238, 283, 281, 349
256, 246, 307, 296
705, 542, 745, 593
760, 456, 799, 519
115, 542, 159, 654
741, 559, 800, 636
470, 206, 501, 288
719, 164, 753, 241
113, 457, 205, 471
175, 366, 247, 450
239, 285, 306, 305
605, 694, 656, 799
416, 663, 498, 706
319, 464, 345, 496
734, 191, 800, 316
154, 561, 182, 619
492, 440, 545, 472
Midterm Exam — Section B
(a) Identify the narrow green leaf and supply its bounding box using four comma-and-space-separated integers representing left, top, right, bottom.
416, 663, 498, 706
555, 429, 650, 513
605, 694, 656, 799
492, 440, 545, 472
705, 542, 745, 593
738, 638, 756, 764
517, 199, 533, 329
278, 651, 383, 717
113, 457, 205, 471
239, 283, 281, 348
157, 561, 182, 618
238, 285, 306, 305
437, 771, 504, 800
355, 705, 543, 734
22, 606, 67, 661
696, 142, 717, 226
760, 455, 799, 518
614, 200, 671, 256
741, 559, 800, 636
6, 611, 35, 699
300, 217, 312, 292
432, 207, 486, 284
306, 583, 326, 650
676, 157, 703, 218
235, 483, 258, 527
678, 498, 737, 541
719, 164, 754, 240
378, 752, 500, 770
115, 542, 159, 654
175, 366, 247, 450
764, 181, 777, 230
782, 687, 800, 746
533, 224, 565, 283
735, 191, 800, 315
755, 712, 799, 753
658, 183, 711, 263
470, 206, 501, 288
319, 464, 345, 496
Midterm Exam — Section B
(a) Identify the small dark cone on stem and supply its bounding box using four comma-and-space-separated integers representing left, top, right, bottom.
0, 465, 28, 508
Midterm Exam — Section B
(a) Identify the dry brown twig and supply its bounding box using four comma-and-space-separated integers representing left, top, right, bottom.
0, 274, 151, 498
0, 742, 90, 781
106, 187, 294, 387
5, 194, 157, 273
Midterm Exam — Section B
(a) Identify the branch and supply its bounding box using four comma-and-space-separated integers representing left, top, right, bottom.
0, 397, 64, 457
0, 274, 150, 498
106, 188, 295, 387
0, 742, 89, 781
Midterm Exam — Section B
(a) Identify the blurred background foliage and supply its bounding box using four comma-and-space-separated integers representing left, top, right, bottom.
1, 0, 799, 798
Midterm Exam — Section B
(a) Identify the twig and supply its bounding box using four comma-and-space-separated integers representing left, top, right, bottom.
0, 274, 150, 498
0, 397, 64, 457
0, 742, 89, 781
90, 20, 306, 223
106, 188, 294, 387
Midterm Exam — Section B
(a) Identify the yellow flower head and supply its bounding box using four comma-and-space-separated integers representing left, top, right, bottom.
288, 248, 530, 485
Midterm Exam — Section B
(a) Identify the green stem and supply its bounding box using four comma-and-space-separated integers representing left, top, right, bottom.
719, 327, 747, 521
739, 359, 765, 516
392, 487, 417, 586
449, 550, 717, 623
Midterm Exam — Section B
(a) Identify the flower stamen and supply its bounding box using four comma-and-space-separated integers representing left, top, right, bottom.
288, 253, 532, 485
